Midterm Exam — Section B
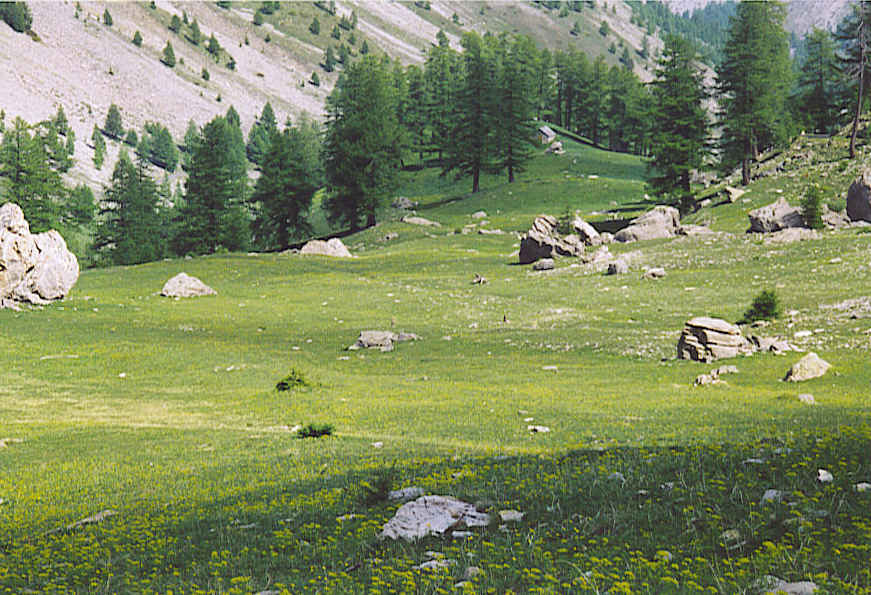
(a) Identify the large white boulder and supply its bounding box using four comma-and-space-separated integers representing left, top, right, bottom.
380, 495, 490, 540
161, 273, 217, 298
614, 206, 681, 243
748, 198, 804, 233
299, 238, 353, 257
0, 203, 79, 307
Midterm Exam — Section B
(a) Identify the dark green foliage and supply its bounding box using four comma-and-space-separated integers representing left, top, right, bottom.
54, 105, 68, 136
647, 34, 708, 202
104, 104, 124, 140
216, 0, 230, 8
162, 41, 176, 67
246, 102, 278, 166
124, 129, 138, 147
95, 152, 167, 265
801, 184, 825, 230
310, 71, 320, 86
182, 119, 199, 169
741, 289, 781, 324
65, 128, 75, 157
188, 19, 200, 45
570, 21, 580, 36
338, 12, 355, 31
620, 46, 633, 69
309, 17, 320, 35
103, 8, 112, 26
226, 55, 236, 70
556, 206, 575, 235
264, 33, 270, 43
834, 4, 871, 158
91, 124, 105, 169
182, 10, 188, 25
207, 33, 221, 56
66, 183, 95, 228
259, 1, 279, 15
494, 34, 538, 183
324, 46, 336, 72
201, 67, 209, 81
599, 20, 609, 36
296, 423, 334, 439
275, 368, 309, 391
331, 24, 341, 40
360, 39, 369, 55
718, 1, 792, 185
337, 43, 350, 65
0, 2, 32, 32
132, 30, 143, 47
323, 55, 402, 230
795, 28, 841, 135
169, 14, 181, 33
251, 119, 322, 250
148, 124, 178, 172
175, 114, 248, 255
252, 11, 263, 26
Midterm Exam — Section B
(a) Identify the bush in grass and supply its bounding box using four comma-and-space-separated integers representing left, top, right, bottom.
275, 369, 309, 391
297, 423, 333, 439
556, 206, 574, 235
801, 183, 824, 230
741, 289, 781, 323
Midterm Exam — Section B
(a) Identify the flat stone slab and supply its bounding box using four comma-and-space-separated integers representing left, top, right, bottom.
380, 496, 490, 540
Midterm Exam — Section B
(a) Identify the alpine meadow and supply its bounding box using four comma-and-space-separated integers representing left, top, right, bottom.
0, 1, 869, 594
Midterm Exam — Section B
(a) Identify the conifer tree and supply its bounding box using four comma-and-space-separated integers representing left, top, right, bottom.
162, 41, 176, 67
133, 30, 143, 46
324, 46, 336, 72
360, 39, 369, 55
0, 2, 32, 32
425, 32, 460, 162
208, 33, 221, 56
323, 55, 402, 229
309, 17, 320, 35
104, 104, 124, 140
797, 28, 841, 135
54, 105, 69, 136
246, 102, 278, 166
91, 124, 106, 169
834, 3, 871, 158
189, 19, 201, 45
494, 35, 538, 183
169, 14, 181, 33
103, 8, 112, 26
647, 34, 708, 204
66, 128, 76, 157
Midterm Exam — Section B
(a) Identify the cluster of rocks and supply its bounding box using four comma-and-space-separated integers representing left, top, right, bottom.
677, 317, 800, 363
614, 206, 682, 243
694, 364, 738, 386
347, 330, 419, 352
545, 140, 564, 155
518, 215, 584, 264
0, 203, 79, 310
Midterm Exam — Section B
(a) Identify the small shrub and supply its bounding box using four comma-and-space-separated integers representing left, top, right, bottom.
741, 289, 781, 324
297, 423, 334, 439
275, 369, 309, 391
801, 183, 824, 230
556, 206, 574, 235
201, 67, 210, 81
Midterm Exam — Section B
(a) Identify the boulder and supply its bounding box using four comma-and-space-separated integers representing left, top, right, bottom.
161, 273, 217, 298
471, 211, 487, 219
614, 206, 681, 242
348, 330, 419, 352
723, 185, 746, 203
572, 216, 601, 246
402, 215, 441, 227
518, 215, 582, 264
678, 317, 753, 362
747, 198, 804, 233
380, 495, 490, 540
784, 352, 830, 382
582, 246, 612, 266
748, 336, 799, 355
822, 206, 850, 229
300, 238, 353, 257
642, 267, 666, 279
545, 140, 564, 154
606, 258, 628, 275
533, 258, 554, 271
0, 203, 79, 307
391, 196, 418, 210
762, 228, 819, 244
846, 170, 871, 222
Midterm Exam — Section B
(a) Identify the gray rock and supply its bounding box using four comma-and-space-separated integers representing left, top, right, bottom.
723, 185, 746, 203
615, 206, 681, 242
300, 238, 353, 257
519, 215, 582, 264
533, 258, 555, 271
160, 273, 217, 298
762, 228, 819, 244
389, 486, 426, 502
678, 317, 753, 362
748, 198, 804, 233
749, 336, 799, 355
348, 330, 419, 352
401, 215, 441, 227
784, 352, 831, 382
380, 495, 490, 540
678, 224, 714, 236
642, 267, 666, 279
798, 393, 816, 405
822, 206, 850, 229
0, 203, 79, 307
606, 258, 628, 275
847, 170, 871, 222
471, 210, 487, 219
391, 196, 418, 210
572, 216, 601, 246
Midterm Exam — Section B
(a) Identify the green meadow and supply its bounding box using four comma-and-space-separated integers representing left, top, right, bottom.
1, 135, 869, 593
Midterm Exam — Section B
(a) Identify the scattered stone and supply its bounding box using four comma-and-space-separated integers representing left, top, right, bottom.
0, 202, 79, 307
678, 224, 714, 236
743, 458, 765, 465
794, 330, 813, 339
817, 469, 833, 483
723, 185, 746, 203
533, 258, 554, 271
761, 489, 783, 504
572, 216, 601, 246
756, 580, 819, 595
642, 267, 666, 279
471, 274, 488, 285
471, 211, 487, 219
606, 258, 629, 275
599, 231, 614, 244
541, 365, 558, 372
160, 273, 217, 298
388, 486, 425, 502
379, 496, 490, 540
519, 215, 582, 264
528, 425, 550, 433
855, 482, 871, 492
545, 140, 564, 154
380, 232, 399, 242
478, 228, 505, 235
452, 530, 473, 538
748, 198, 804, 233
414, 558, 456, 570
371, 441, 383, 448
401, 215, 440, 227
255, 591, 281, 595
614, 206, 681, 242
300, 237, 353, 257
678, 317, 753, 362
822, 205, 850, 229
798, 393, 816, 405
749, 336, 800, 355
784, 352, 831, 382
463, 566, 483, 580
694, 364, 739, 386
762, 228, 820, 244
847, 170, 871, 222
0, 437, 24, 448
721, 529, 744, 550
391, 196, 418, 210
609, 472, 626, 484
751, 320, 770, 328
347, 330, 419, 352
498, 510, 524, 523
582, 245, 612, 266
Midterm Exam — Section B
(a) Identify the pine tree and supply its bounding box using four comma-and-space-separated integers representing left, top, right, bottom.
442, 32, 496, 193
132, 30, 143, 46
331, 24, 341, 40
246, 102, 278, 165
834, 3, 871, 158
797, 28, 841, 135
323, 55, 402, 229
92, 124, 106, 169
324, 46, 336, 72
104, 104, 124, 140
207, 33, 221, 57
189, 19, 201, 45
253, 11, 263, 25
309, 17, 320, 35
647, 34, 709, 204
0, 2, 32, 32
251, 121, 322, 249
162, 41, 176, 67
66, 128, 76, 157
103, 8, 112, 26
360, 39, 369, 55
494, 35, 538, 183
310, 71, 320, 86
338, 43, 350, 65
718, 1, 792, 184
124, 129, 138, 147
169, 14, 181, 33
424, 34, 460, 162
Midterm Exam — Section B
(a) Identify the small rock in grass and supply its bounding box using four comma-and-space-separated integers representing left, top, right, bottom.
498, 510, 524, 523
389, 486, 425, 502
533, 258, 554, 271
743, 458, 765, 465
720, 529, 744, 550
471, 211, 487, 219
452, 530, 473, 538
761, 489, 784, 504
414, 558, 455, 570
161, 272, 217, 298
380, 496, 490, 540
371, 441, 384, 449
609, 472, 626, 484
817, 469, 833, 483
527, 425, 550, 433
794, 330, 813, 339
463, 566, 483, 580
642, 267, 666, 279
606, 258, 628, 275
541, 365, 558, 372
784, 352, 831, 382
255, 591, 281, 595
854, 482, 871, 492
798, 393, 816, 405
336, 513, 358, 522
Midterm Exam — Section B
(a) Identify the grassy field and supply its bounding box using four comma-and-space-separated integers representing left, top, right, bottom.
1, 135, 869, 594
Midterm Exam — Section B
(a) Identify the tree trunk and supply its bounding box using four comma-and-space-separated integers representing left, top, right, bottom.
472, 167, 480, 193
742, 136, 751, 186
366, 212, 376, 228
851, 40, 865, 159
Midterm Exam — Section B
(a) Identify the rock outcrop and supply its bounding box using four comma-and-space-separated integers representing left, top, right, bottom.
160, 273, 217, 298
299, 238, 353, 257
677, 317, 753, 362
518, 215, 582, 264
571, 216, 602, 246
391, 196, 418, 210
747, 198, 804, 233
401, 215, 441, 227
614, 206, 681, 243
847, 170, 871, 222
347, 330, 419, 352
380, 495, 490, 540
0, 203, 79, 308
